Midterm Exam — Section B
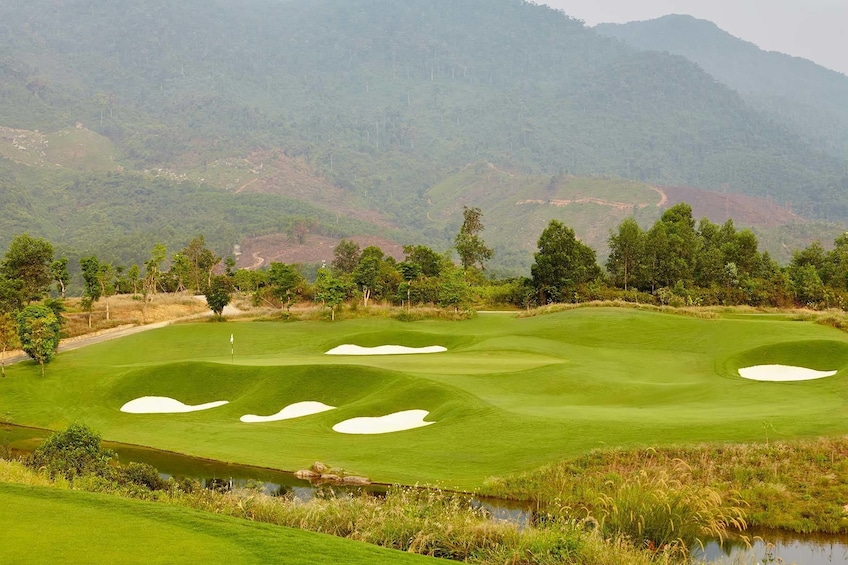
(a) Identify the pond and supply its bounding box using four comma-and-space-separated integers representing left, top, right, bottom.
3, 423, 846, 562
0, 423, 532, 523
694, 530, 848, 564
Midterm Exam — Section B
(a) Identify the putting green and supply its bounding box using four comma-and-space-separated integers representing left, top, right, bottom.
2, 308, 847, 488
0, 483, 436, 564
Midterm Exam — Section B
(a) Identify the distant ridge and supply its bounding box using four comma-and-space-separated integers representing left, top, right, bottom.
596, 15, 848, 160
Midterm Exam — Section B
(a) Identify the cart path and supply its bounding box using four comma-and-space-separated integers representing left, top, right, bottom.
1, 298, 243, 367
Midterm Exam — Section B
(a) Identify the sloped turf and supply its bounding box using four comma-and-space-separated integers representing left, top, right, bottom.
2, 308, 848, 488
0, 483, 436, 564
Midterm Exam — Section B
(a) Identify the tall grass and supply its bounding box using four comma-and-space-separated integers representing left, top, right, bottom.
485, 438, 848, 535
0, 457, 677, 564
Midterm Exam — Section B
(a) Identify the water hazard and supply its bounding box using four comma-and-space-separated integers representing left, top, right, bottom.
3, 424, 846, 563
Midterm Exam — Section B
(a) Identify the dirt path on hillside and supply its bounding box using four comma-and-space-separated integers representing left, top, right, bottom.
651, 185, 668, 207
235, 177, 260, 193
2, 297, 246, 367
248, 251, 265, 270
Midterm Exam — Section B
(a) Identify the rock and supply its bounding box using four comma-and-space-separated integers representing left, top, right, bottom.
294, 469, 319, 479
341, 475, 371, 485
319, 474, 341, 482
311, 461, 327, 473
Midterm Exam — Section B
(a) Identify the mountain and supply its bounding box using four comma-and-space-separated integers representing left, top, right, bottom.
1, 0, 847, 268
595, 15, 848, 162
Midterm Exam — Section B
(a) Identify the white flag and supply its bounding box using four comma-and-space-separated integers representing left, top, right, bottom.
230, 334, 234, 345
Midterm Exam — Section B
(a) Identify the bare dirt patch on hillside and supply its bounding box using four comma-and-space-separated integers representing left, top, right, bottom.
662, 186, 804, 227
237, 233, 405, 269
178, 149, 395, 228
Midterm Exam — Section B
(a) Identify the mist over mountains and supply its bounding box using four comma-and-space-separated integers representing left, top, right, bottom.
1, 0, 846, 268
596, 14, 848, 164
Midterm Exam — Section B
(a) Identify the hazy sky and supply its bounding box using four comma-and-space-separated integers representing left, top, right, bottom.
540, 0, 848, 76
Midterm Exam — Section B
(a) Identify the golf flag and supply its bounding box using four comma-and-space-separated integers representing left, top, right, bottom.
230, 334, 234, 345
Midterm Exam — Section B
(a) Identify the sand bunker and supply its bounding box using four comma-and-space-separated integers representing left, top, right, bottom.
738, 365, 838, 382
332, 409, 435, 434
240, 401, 336, 423
120, 396, 229, 414
326, 344, 446, 355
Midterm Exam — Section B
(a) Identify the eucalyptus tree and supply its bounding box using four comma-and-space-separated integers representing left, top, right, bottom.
50, 258, 70, 299
1, 234, 54, 305
607, 218, 644, 291
454, 206, 493, 271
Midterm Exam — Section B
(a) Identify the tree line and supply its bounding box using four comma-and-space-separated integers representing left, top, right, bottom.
2, 202, 848, 376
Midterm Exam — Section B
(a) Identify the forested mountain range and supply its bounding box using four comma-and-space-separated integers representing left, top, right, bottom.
1, 0, 847, 270
596, 15, 848, 165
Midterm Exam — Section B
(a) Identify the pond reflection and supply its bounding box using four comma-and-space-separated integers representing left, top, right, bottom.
694, 529, 848, 564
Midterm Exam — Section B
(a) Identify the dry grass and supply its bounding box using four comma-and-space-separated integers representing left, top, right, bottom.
485, 437, 848, 535
61, 293, 210, 337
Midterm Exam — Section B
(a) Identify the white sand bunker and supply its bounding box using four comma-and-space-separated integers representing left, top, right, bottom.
738, 365, 838, 382
120, 396, 229, 414
333, 409, 435, 434
240, 401, 336, 423
326, 344, 446, 355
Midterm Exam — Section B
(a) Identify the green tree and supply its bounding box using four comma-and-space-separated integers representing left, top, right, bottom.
438, 265, 473, 312
315, 267, 349, 321
206, 275, 233, 316
142, 244, 167, 323
402, 245, 443, 278
454, 206, 493, 271
97, 262, 116, 321
0, 275, 23, 313
790, 264, 825, 306
16, 304, 61, 377
1, 234, 54, 305
0, 312, 19, 378
332, 239, 361, 275
654, 203, 697, 288
126, 264, 141, 294
181, 235, 220, 294
80, 256, 115, 327
267, 262, 303, 312
822, 233, 848, 291
607, 218, 645, 290
232, 268, 268, 293
354, 246, 385, 306
531, 220, 600, 303
50, 258, 70, 299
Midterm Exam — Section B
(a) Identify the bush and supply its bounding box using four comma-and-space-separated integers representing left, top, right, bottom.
116, 461, 169, 491
28, 423, 114, 481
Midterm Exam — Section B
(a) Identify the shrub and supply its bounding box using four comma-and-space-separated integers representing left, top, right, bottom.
117, 461, 169, 491
28, 423, 114, 481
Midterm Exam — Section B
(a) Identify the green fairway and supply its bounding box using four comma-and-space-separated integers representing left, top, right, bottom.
0, 483, 437, 564
2, 308, 848, 488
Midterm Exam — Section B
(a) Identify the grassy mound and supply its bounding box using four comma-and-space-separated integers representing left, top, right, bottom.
0, 483, 436, 564
3, 308, 848, 488
723, 339, 848, 375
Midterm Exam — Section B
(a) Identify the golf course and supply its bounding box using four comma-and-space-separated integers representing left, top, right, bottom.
0, 482, 437, 564
2, 307, 847, 489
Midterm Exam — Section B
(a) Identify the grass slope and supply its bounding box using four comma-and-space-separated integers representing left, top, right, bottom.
426, 164, 662, 261
2, 308, 848, 489
0, 483, 436, 564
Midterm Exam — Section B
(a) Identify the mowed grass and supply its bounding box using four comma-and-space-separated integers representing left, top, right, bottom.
2, 308, 848, 489
0, 483, 436, 564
